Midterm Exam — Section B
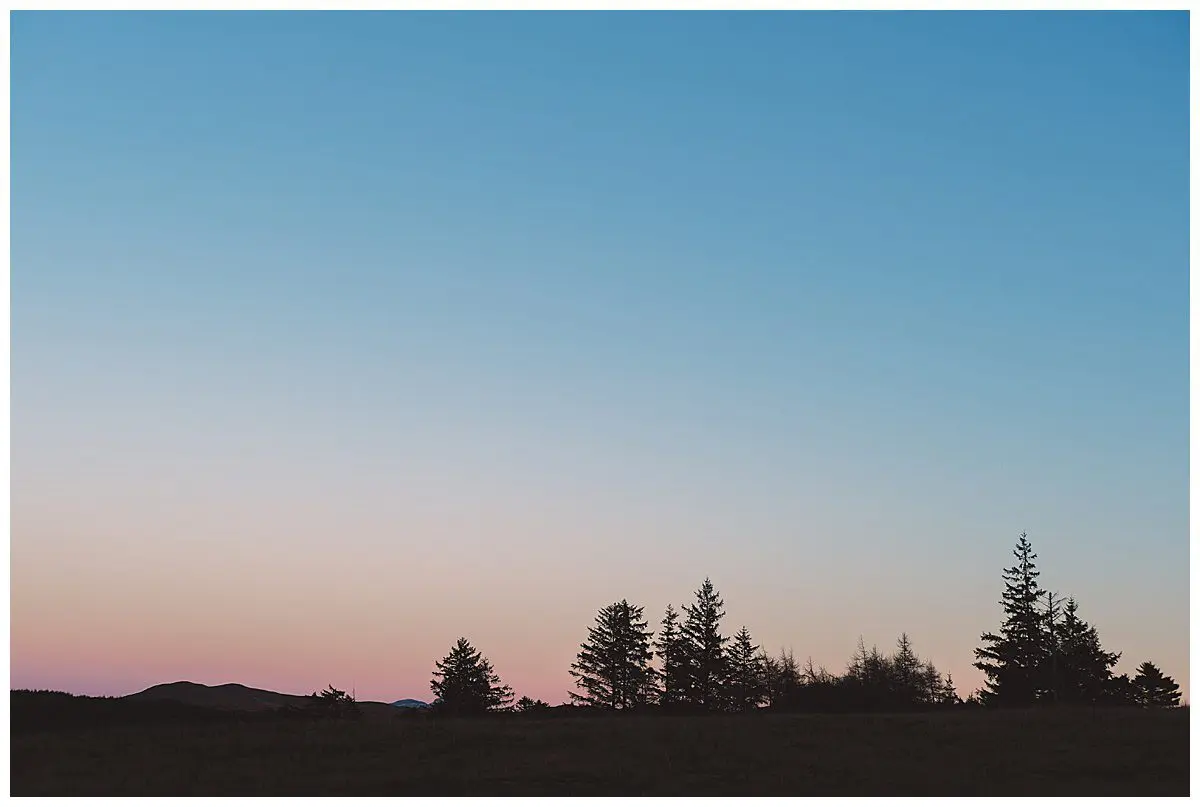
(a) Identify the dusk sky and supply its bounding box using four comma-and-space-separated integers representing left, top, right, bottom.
11, 12, 1189, 705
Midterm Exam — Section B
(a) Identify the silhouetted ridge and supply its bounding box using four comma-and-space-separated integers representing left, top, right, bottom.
125, 681, 402, 719
391, 699, 430, 709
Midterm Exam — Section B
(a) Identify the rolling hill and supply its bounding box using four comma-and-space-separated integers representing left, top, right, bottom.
125, 682, 407, 719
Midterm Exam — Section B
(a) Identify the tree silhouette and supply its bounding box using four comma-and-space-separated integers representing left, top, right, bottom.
919, 658, 943, 706
652, 605, 688, 707
307, 685, 360, 719
430, 637, 514, 715
759, 651, 781, 707
892, 633, 923, 703
726, 626, 765, 711
414, 535, 1172, 719
514, 696, 551, 713
1102, 673, 1139, 706
570, 600, 655, 710
1052, 597, 1119, 704
1040, 590, 1064, 703
1132, 661, 1181, 707
842, 634, 948, 710
680, 578, 730, 711
801, 655, 836, 686
974, 532, 1047, 706
767, 649, 803, 709
940, 672, 961, 706
847, 637, 894, 698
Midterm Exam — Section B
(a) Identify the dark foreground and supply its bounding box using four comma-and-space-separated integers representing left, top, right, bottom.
12, 707, 1188, 796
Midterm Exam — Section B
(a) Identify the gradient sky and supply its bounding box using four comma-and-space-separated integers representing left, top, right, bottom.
11, 11, 1189, 705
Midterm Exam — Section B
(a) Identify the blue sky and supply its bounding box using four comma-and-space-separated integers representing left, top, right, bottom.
11, 12, 1189, 702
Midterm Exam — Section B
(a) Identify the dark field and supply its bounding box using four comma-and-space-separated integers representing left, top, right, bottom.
11, 707, 1189, 796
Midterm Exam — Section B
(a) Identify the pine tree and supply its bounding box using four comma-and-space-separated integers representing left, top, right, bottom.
846, 636, 868, 681
1132, 661, 1181, 707
680, 578, 730, 710
760, 648, 803, 709
774, 648, 802, 707
727, 626, 765, 711
1040, 590, 1064, 703
919, 658, 942, 706
940, 672, 961, 706
974, 532, 1048, 706
653, 605, 688, 707
863, 643, 893, 693
430, 637, 514, 715
892, 633, 923, 703
1102, 673, 1139, 706
1054, 597, 1120, 704
844, 637, 897, 708
759, 650, 781, 707
569, 600, 655, 710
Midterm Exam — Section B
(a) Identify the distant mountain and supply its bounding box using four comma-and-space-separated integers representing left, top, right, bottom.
126, 682, 303, 711
390, 699, 430, 709
124, 681, 400, 719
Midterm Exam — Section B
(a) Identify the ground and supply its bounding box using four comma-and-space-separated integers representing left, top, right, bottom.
10, 707, 1188, 796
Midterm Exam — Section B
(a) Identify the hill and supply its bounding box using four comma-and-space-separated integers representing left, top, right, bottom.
125, 681, 401, 720
126, 681, 306, 711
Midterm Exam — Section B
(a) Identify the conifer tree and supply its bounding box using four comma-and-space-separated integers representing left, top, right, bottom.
920, 658, 942, 706
940, 672, 961, 705
1132, 661, 1181, 707
1054, 597, 1120, 704
727, 626, 765, 711
974, 532, 1048, 706
861, 642, 893, 692
653, 605, 688, 707
801, 656, 837, 687
774, 648, 802, 707
1040, 590, 1064, 703
569, 600, 655, 710
680, 578, 730, 710
430, 637, 514, 715
759, 650, 782, 707
892, 633, 923, 702
1102, 673, 1138, 705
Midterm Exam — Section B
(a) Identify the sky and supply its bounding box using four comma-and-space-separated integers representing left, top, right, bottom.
10, 11, 1189, 705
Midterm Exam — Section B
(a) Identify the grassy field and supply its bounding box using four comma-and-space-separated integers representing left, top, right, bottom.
11, 707, 1188, 796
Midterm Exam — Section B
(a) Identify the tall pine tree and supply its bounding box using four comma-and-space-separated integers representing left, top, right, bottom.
569, 599, 655, 709
680, 578, 730, 710
974, 532, 1047, 706
1040, 590, 1064, 704
892, 633, 923, 703
653, 605, 688, 707
727, 626, 765, 711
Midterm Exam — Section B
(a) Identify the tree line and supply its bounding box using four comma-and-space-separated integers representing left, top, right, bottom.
973, 532, 1181, 708
424, 533, 1181, 715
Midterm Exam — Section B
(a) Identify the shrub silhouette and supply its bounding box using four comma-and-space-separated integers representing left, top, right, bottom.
514, 696, 551, 713
307, 685, 361, 720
